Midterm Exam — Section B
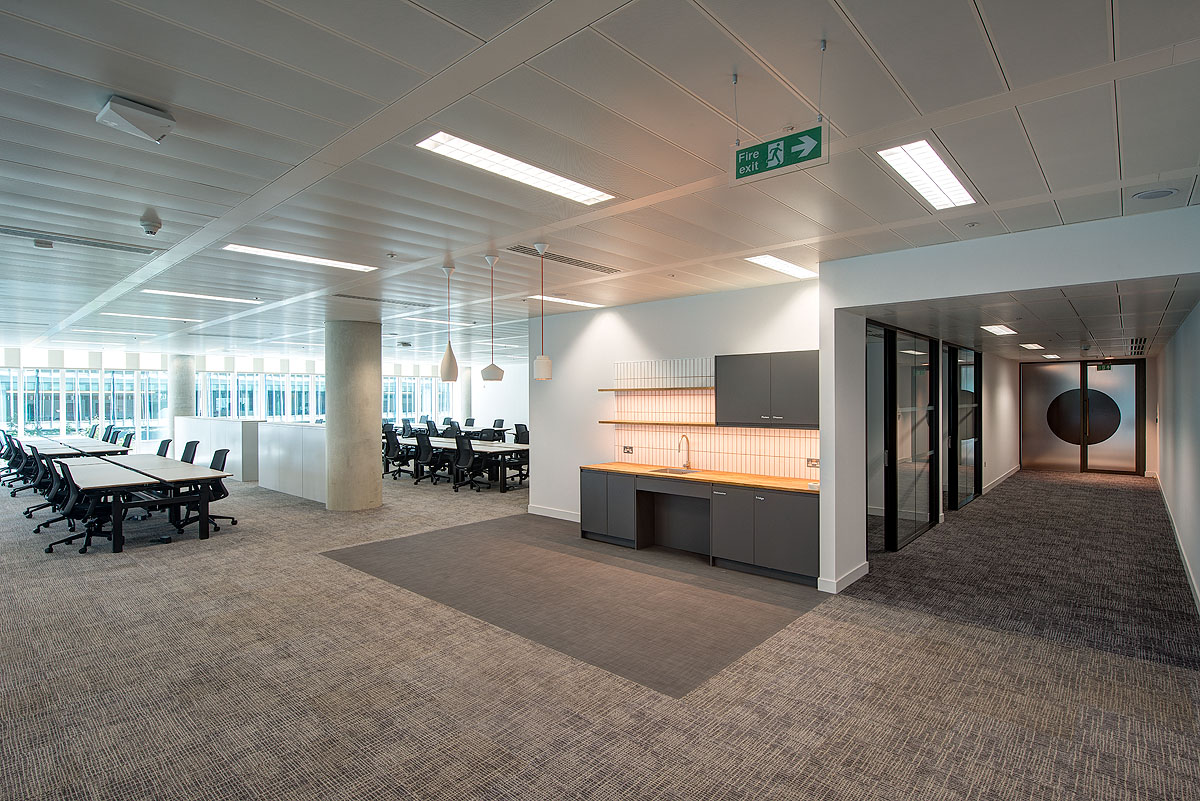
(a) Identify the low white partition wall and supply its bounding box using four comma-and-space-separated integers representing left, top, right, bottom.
259, 422, 327, 504
174, 416, 262, 481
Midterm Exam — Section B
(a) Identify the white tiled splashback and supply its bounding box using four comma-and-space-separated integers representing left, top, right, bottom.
610, 359, 820, 481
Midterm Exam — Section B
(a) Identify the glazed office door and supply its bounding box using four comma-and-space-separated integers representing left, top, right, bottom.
1082, 362, 1142, 474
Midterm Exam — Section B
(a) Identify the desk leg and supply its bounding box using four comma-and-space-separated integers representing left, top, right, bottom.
199, 485, 210, 540
112, 494, 124, 553
498, 456, 508, 493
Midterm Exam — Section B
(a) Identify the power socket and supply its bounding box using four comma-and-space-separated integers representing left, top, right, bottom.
623, 446, 634, 454
807, 457, 820, 468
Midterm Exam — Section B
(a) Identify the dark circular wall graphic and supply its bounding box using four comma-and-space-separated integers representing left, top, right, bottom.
1046, 388, 1121, 445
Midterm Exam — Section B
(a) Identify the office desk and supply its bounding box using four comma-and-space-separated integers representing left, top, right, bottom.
398, 436, 528, 491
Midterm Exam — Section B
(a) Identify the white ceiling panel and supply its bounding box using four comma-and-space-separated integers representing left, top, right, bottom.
853, 230, 913, 255
1071, 295, 1122, 316
694, 185, 832, 241
806, 151, 930, 224
699, 0, 916, 134
596, 0, 811, 139
1023, 298, 1080, 320
837, 0, 1006, 112
1117, 60, 1200, 177
996, 201, 1062, 233
579, 217, 715, 262
1020, 83, 1119, 191
619, 206, 756, 255
894, 221, 958, 247
651, 195, 786, 249
0, 178, 217, 231
810, 238, 870, 261
1115, 0, 1200, 58
935, 109, 1047, 204
412, 0, 543, 42
755, 171, 878, 232
1055, 190, 1122, 225
978, 0, 1112, 88
1121, 180, 1194, 215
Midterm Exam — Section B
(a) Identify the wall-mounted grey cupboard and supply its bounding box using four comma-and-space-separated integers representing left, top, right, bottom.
715, 350, 818, 428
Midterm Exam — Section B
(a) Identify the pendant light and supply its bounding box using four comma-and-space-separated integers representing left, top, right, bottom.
532, 242, 552, 381
480, 254, 504, 382
439, 264, 458, 382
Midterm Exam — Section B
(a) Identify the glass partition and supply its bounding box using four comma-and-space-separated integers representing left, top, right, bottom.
237, 374, 258, 417
0, 369, 18, 434
23, 369, 61, 435
289, 374, 311, 421
64, 370, 101, 435
139, 371, 169, 440
104, 370, 137, 433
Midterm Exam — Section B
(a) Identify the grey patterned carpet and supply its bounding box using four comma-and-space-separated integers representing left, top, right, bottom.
1, 470, 1198, 800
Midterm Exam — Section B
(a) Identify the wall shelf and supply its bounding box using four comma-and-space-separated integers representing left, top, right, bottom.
597, 386, 714, 392
599, 420, 717, 427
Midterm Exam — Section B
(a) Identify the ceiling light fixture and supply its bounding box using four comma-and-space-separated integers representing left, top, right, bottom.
1019, 343, 1044, 350
877, 140, 974, 210
533, 244, 552, 381
480, 255, 504, 383
1042, 354, 1061, 359
222, 243, 377, 272
900, 350, 926, 355
142, 289, 263, 305
401, 316, 472, 329
438, 264, 458, 383
416, 132, 614, 206
1131, 188, 1178, 201
744, 254, 819, 280
527, 295, 604, 309
71, 328, 146, 336
101, 312, 202, 323
981, 324, 1017, 336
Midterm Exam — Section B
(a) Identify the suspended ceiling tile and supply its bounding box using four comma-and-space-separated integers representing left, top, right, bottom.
651, 194, 791, 249
1117, 275, 1181, 293
619, 206, 755, 255
1023, 298, 1080, 320
694, 184, 832, 241
1055, 190, 1122, 225
952, 212, 1007, 239
699, 0, 916, 134
810, 238, 870, 262
579, 217, 714, 261
1071, 295, 1121, 316
476, 66, 720, 186
595, 0, 808, 139
852, 230, 912, 255
935, 109, 1048, 204
755, 170, 877, 232
1115, 0, 1200, 58
977, 0, 1112, 88
1121, 180, 1193, 215
1161, 309, 1196, 326
837, 0, 1006, 112
411, 0, 543, 41
996, 201, 1062, 233
894, 221, 958, 247
1064, 282, 1119, 298
1166, 288, 1200, 312
1020, 83, 1119, 192
1117, 60, 1200, 177
806, 151, 929, 224
1120, 289, 1175, 314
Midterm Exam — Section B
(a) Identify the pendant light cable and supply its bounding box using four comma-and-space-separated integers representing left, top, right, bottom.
540, 248, 545, 355
817, 39, 826, 123
732, 73, 740, 147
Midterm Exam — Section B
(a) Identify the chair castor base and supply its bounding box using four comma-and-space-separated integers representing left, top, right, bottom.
44, 546, 53, 554
158, 535, 173, 544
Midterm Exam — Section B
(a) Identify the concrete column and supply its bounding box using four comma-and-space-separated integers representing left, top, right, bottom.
325, 320, 382, 511
167, 354, 196, 443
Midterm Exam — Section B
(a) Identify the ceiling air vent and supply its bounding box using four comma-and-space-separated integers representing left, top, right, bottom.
507, 244, 620, 275
0, 226, 157, 255
333, 294, 433, 308
1129, 337, 1147, 356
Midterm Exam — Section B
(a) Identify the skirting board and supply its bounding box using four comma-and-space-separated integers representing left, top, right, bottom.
817, 560, 870, 594
984, 464, 1020, 494
528, 504, 580, 524
1156, 476, 1200, 615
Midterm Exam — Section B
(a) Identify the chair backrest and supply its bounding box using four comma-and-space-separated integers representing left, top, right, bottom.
28, 446, 47, 485
425, 420, 439, 436
465, 418, 475, 427
101, 424, 114, 441
57, 462, 83, 518
86, 423, 99, 438
157, 439, 172, 457
454, 434, 476, 470
121, 432, 135, 448
479, 428, 498, 442
419, 415, 428, 423
446, 421, 461, 434
413, 431, 435, 465
400, 421, 413, 437
44, 458, 66, 505
209, 448, 230, 470
442, 417, 452, 425
493, 419, 504, 428
383, 429, 402, 458
109, 428, 122, 443
382, 422, 394, 432
515, 424, 529, 444
180, 440, 199, 464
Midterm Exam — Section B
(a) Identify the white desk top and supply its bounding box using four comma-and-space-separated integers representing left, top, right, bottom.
399, 436, 528, 454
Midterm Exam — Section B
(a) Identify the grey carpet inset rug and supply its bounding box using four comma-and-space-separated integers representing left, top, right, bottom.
324, 513, 825, 698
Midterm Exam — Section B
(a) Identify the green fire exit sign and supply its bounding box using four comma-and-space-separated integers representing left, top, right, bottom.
732, 124, 827, 184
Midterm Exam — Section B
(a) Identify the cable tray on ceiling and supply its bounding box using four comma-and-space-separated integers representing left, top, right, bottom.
507, 244, 620, 274
0, 226, 157, 255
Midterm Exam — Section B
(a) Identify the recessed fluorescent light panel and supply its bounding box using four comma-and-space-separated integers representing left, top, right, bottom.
1042, 354, 1061, 359
101, 312, 202, 323
402, 317, 473, 328
900, 350, 926, 355
744, 255, 819, 280
527, 295, 604, 309
417, 132, 614, 206
223, 244, 378, 273
981, 324, 1017, 336
71, 328, 146, 336
877, 140, 974, 210
142, 289, 263, 305
1019, 343, 1045, 350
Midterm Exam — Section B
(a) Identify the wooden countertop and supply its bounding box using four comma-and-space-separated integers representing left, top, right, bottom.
581, 462, 819, 494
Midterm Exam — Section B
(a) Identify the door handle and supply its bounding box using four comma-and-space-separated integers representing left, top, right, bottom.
760, 415, 770, 419
772, 416, 783, 420
755, 496, 765, 501
713, 491, 726, 496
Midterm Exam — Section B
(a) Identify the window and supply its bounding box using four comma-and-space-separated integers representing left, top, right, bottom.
104, 370, 137, 432
400, 378, 416, 420
382, 376, 397, 423
264, 374, 287, 418
207, 372, 233, 418
237, 374, 258, 418
418, 377, 436, 421
314, 376, 325, 420
438, 382, 454, 420
23, 369, 61, 435
0, 369, 18, 434
289, 374, 311, 420
139, 371, 169, 440
64, 370, 101, 434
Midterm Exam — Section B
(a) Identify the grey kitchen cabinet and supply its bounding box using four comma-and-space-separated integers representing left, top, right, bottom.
752, 490, 819, 576
715, 350, 818, 428
714, 353, 772, 426
607, 473, 639, 542
710, 485, 755, 564
580, 470, 608, 536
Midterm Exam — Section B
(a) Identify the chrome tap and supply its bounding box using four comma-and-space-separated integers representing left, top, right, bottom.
678, 434, 690, 469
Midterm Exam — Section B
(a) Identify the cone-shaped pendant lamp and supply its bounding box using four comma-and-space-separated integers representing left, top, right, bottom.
480, 254, 504, 382
439, 264, 458, 382
532, 242, 552, 381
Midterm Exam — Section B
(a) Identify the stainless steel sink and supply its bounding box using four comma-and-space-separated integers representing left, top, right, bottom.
652, 468, 697, 474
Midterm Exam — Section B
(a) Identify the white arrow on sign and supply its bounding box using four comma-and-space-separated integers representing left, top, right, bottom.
791, 135, 818, 159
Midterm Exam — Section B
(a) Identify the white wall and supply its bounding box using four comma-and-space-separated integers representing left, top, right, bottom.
469, 360, 529, 428
1158, 302, 1200, 611
529, 281, 820, 521
983, 353, 1020, 491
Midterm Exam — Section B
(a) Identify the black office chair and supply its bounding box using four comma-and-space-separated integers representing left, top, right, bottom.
465, 418, 475, 427
412, 431, 450, 486
492, 418, 504, 428
101, 424, 114, 442
419, 415, 428, 423
452, 435, 492, 493
156, 439, 172, 457
180, 440, 199, 464
382, 429, 414, 480
442, 417, 453, 425
514, 424, 529, 445
425, 420, 440, 437
24, 451, 59, 518
33, 458, 72, 534
86, 423, 99, 438
382, 422, 394, 432
121, 432, 135, 448
445, 421, 461, 435
10, 445, 45, 497
44, 463, 113, 554
478, 428, 499, 442
400, 420, 414, 437
109, 428, 123, 444
174, 449, 237, 534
